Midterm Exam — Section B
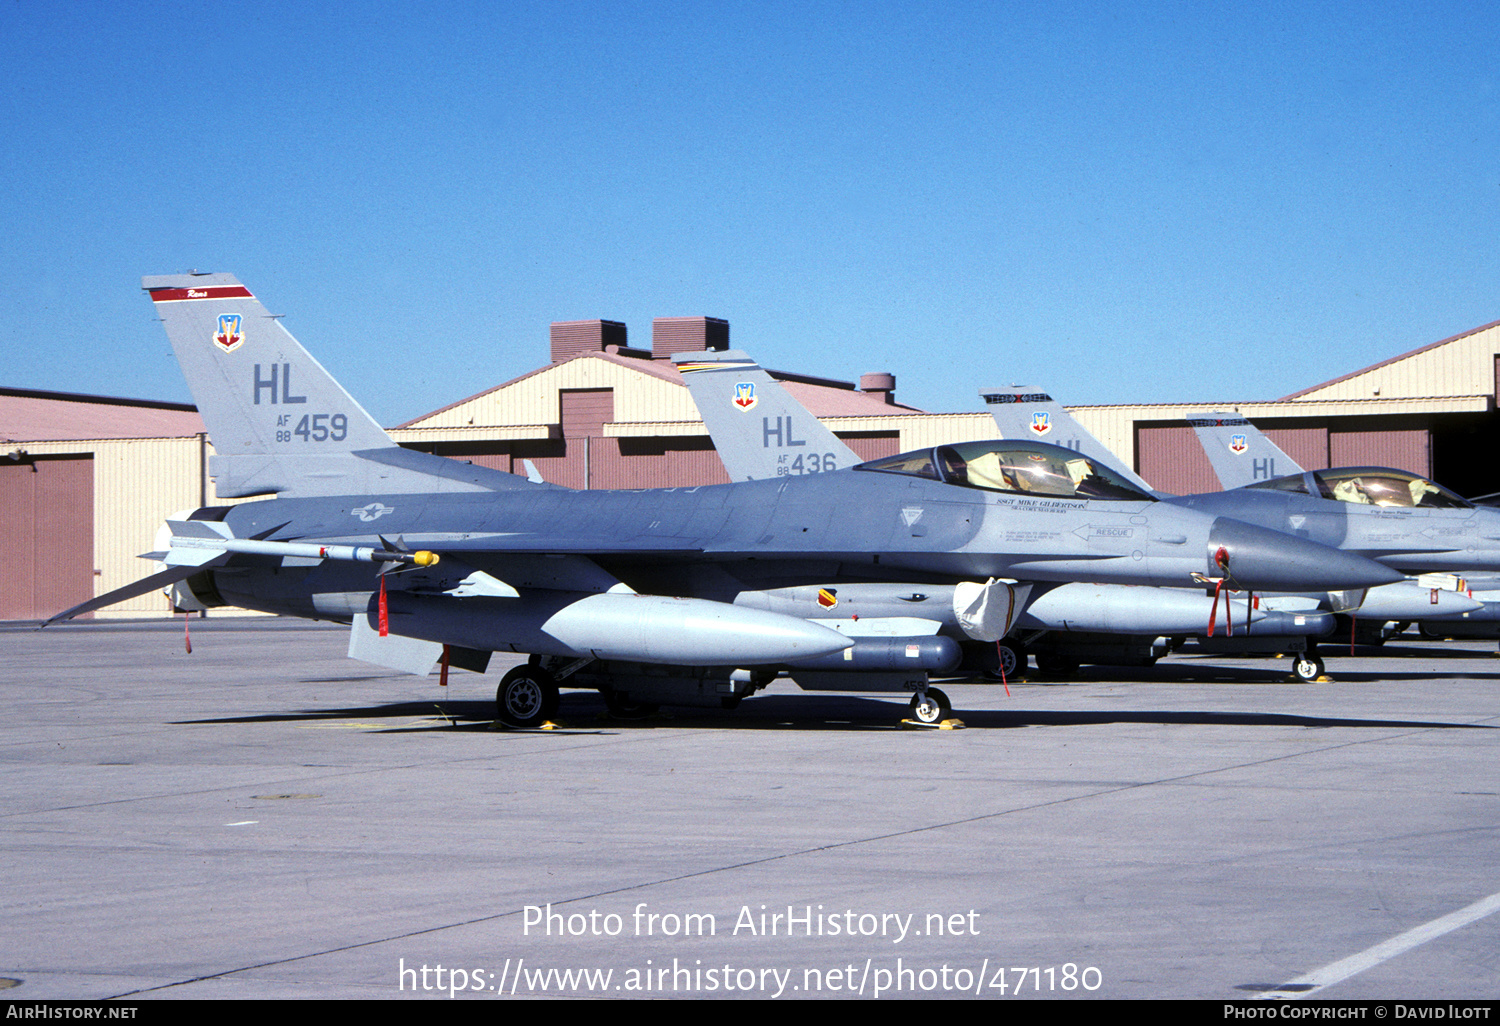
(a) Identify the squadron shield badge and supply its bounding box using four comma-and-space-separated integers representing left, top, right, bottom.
1030, 411, 1051, 436
214, 313, 244, 353
1230, 434, 1248, 454
733, 382, 758, 411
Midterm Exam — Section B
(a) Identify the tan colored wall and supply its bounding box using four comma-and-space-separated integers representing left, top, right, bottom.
23, 435, 268, 620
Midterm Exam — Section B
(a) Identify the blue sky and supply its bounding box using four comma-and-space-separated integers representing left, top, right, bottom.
3, 2, 1496, 425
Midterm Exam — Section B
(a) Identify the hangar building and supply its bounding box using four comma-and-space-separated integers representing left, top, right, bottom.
0, 388, 206, 621
388, 316, 992, 487
1071, 319, 1500, 497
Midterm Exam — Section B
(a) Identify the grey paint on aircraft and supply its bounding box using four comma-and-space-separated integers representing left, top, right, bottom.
42, 276, 1407, 718
673, 349, 859, 480
1188, 411, 1304, 488
981, 387, 1155, 493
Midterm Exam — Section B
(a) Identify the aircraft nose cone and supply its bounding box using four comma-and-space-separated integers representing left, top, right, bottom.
1208, 517, 1404, 592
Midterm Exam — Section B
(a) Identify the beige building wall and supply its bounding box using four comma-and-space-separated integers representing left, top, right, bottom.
407, 357, 701, 430
23, 435, 269, 619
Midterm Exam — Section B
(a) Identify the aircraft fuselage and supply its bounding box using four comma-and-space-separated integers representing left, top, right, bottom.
1169, 488, 1500, 573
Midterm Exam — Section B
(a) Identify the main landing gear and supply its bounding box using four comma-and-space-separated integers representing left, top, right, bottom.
908, 687, 952, 725
496, 665, 560, 728
994, 640, 1027, 678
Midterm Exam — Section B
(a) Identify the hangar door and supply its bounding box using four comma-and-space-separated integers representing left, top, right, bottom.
0, 455, 93, 620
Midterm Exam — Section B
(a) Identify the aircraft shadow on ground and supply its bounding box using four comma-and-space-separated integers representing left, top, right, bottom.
172, 690, 1495, 734
1037, 655, 1500, 685
176, 694, 940, 733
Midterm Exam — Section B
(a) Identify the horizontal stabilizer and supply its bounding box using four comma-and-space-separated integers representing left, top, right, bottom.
40, 562, 223, 627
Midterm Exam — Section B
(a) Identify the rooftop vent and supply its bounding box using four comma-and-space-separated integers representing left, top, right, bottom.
652, 317, 728, 359
550, 320, 628, 363
860, 372, 896, 404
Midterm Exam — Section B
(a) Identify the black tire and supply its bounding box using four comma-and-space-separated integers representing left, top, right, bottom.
1291, 654, 1324, 682
994, 640, 1027, 678
496, 666, 559, 728
909, 687, 951, 724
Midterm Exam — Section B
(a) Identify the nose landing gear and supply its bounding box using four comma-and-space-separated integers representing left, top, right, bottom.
908, 686, 952, 725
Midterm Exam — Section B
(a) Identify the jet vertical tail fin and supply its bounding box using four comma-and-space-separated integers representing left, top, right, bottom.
1187, 411, 1305, 489
981, 387, 1157, 494
143, 273, 520, 497
674, 350, 859, 481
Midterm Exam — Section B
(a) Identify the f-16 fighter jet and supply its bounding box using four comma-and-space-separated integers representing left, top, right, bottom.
677, 350, 1405, 683
1190, 412, 1500, 645
42, 276, 1401, 726
984, 392, 1488, 671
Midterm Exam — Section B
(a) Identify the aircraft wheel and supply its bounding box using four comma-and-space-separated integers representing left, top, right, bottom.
993, 641, 1027, 678
496, 666, 558, 728
909, 687, 951, 725
1291, 654, 1324, 682
603, 689, 658, 719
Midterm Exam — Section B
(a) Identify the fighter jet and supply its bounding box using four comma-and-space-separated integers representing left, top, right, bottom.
680, 351, 1398, 681
1176, 422, 1500, 572
984, 391, 1486, 666
1190, 412, 1500, 643
985, 392, 1500, 576
42, 274, 1401, 727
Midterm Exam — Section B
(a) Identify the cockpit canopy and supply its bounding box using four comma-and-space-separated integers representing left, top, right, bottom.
855, 440, 1155, 502
1247, 467, 1471, 509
